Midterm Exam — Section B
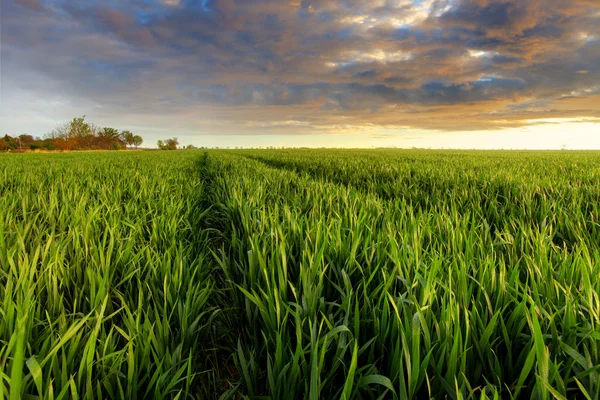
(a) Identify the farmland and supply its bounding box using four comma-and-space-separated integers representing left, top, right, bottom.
1, 150, 600, 399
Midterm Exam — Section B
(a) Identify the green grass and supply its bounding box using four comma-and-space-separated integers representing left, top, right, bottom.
2, 149, 600, 399
0, 152, 227, 399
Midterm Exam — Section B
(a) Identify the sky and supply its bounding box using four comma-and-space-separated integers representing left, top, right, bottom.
1, 0, 599, 149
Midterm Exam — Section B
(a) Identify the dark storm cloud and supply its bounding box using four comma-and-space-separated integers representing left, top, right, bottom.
1, 0, 599, 133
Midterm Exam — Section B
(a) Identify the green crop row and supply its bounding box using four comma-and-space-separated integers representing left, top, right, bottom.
0, 152, 227, 399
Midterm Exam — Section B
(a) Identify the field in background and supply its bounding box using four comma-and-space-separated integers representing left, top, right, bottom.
1, 150, 600, 399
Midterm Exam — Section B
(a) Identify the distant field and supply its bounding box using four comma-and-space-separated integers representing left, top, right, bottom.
1, 150, 600, 399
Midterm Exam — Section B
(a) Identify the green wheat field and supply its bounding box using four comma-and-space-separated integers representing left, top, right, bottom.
1, 150, 600, 399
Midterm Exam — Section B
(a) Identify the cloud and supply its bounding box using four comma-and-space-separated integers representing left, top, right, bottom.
14, 0, 43, 11
1, 0, 599, 135
159, 0, 181, 6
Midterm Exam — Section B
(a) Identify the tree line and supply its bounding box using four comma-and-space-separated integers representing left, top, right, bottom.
1, 116, 143, 151
1, 116, 202, 152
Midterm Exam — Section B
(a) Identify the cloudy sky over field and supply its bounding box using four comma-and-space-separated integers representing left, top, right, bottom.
1, 0, 599, 148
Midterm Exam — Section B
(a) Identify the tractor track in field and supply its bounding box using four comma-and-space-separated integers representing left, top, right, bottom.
237, 153, 585, 253
193, 152, 248, 397
239, 154, 398, 201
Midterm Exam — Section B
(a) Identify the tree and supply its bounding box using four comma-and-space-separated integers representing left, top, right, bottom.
2, 135, 18, 150
47, 116, 93, 150
166, 137, 179, 150
70, 117, 94, 148
158, 137, 178, 150
19, 134, 34, 144
47, 122, 70, 140
100, 127, 120, 139
98, 127, 124, 150
120, 130, 135, 148
132, 135, 143, 149
0, 138, 9, 151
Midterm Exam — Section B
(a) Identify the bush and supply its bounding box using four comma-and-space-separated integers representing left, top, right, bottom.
42, 141, 56, 150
